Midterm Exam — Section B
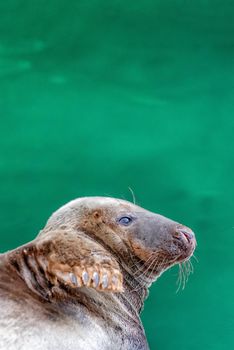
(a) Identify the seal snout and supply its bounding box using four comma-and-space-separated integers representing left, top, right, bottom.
172, 225, 196, 260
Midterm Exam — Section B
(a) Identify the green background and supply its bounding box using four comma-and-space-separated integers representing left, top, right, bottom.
1, 1, 234, 349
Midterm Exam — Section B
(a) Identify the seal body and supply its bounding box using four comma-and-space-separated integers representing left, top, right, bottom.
0, 197, 196, 350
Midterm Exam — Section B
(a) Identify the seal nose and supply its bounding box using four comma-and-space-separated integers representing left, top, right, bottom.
175, 226, 195, 242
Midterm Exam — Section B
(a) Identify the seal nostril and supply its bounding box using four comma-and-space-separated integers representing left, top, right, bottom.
176, 226, 194, 242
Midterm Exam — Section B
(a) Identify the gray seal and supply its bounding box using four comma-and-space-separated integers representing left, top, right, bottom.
0, 197, 196, 350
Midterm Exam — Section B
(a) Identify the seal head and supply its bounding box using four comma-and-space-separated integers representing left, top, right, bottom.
39, 197, 196, 292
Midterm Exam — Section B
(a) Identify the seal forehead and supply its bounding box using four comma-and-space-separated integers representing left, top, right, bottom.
55, 197, 134, 214
46, 197, 136, 228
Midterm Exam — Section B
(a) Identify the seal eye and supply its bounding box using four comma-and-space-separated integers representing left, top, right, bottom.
118, 216, 132, 226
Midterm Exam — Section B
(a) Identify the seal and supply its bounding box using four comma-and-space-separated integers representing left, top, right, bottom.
0, 197, 196, 350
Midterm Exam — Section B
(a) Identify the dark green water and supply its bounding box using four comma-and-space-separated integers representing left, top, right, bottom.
1, 1, 234, 349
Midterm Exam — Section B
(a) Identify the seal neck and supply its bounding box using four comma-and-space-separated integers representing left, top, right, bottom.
120, 269, 149, 315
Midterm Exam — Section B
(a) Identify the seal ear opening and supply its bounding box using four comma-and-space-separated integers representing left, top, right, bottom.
32, 229, 124, 293
93, 211, 101, 219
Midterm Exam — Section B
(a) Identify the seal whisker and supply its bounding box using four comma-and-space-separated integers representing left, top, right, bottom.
184, 259, 194, 285
180, 263, 186, 290
145, 255, 166, 284
128, 187, 136, 205
127, 256, 145, 270
176, 264, 183, 293
133, 254, 156, 281
150, 256, 167, 281
131, 256, 159, 293
136, 255, 167, 296
178, 263, 185, 291
145, 257, 161, 283
192, 254, 199, 263
185, 260, 193, 276
188, 259, 194, 274
180, 262, 190, 290
183, 261, 190, 285
132, 253, 155, 277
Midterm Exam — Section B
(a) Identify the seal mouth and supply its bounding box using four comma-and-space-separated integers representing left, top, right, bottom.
172, 226, 196, 262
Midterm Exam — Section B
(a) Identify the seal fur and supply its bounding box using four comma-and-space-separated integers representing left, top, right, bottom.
0, 196, 196, 350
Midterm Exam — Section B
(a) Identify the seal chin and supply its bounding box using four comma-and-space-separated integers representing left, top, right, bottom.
172, 225, 196, 262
